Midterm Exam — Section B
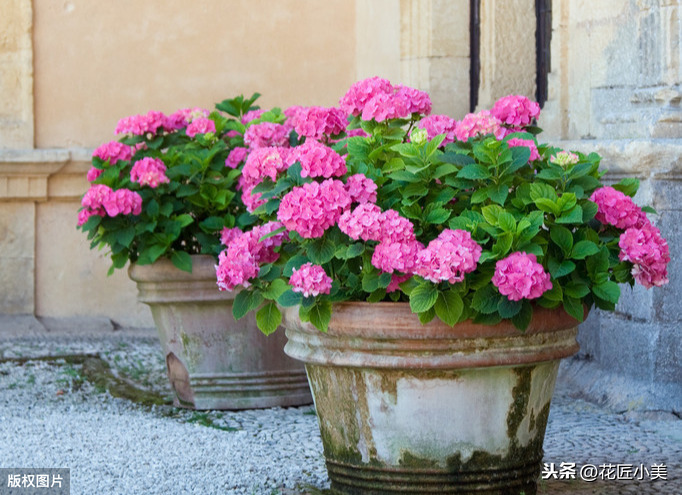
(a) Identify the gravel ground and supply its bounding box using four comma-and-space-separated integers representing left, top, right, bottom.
0, 330, 680, 495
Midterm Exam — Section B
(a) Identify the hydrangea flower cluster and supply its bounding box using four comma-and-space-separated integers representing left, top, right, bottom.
289, 262, 333, 298
277, 179, 351, 238
93, 141, 133, 166
345, 173, 378, 204
507, 138, 540, 162
416, 230, 482, 284
618, 223, 670, 289
115, 111, 167, 135
185, 117, 216, 138
492, 252, 553, 301
240, 147, 291, 212
78, 184, 143, 226
338, 203, 383, 241
215, 222, 287, 291
454, 110, 506, 141
293, 106, 347, 141
339, 77, 431, 122
165, 107, 210, 130
130, 157, 170, 188
290, 140, 347, 178
417, 114, 458, 146
241, 109, 265, 124
370, 210, 422, 275
590, 186, 647, 230
244, 122, 290, 149
550, 151, 579, 166
220, 227, 243, 247
225, 147, 248, 169
490, 95, 541, 128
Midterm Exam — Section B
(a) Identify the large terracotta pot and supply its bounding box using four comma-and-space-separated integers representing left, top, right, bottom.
129, 255, 311, 410
283, 302, 580, 495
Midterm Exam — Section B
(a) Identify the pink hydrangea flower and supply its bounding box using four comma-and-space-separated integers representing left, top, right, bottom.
81, 184, 113, 211
130, 157, 170, 188
394, 85, 432, 116
417, 114, 458, 146
165, 107, 210, 130
346, 128, 369, 138
619, 223, 670, 289
345, 173, 377, 204
361, 91, 410, 122
186, 118, 216, 138
101, 189, 143, 217
294, 106, 348, 141
386, 273, 412, 293
590, 186, 647, 230
244, 122, 290, 149
339, 77, 394, 116
86, 167, 103, 182
277, 179, 351, 238
241, 147, 291, 188
290, 140, 347, 178
371, 239, 423, 274
415, 229, 482, 284
507, 138, 540, 162
491, 95, 541, 127
93, 141, 133, 165
241, 109, 265, 124
215, 222, 287, 291
220, 227, 243, 246
283, 105, 306, 131
289, 262, 333, 298
77, 208, 105, 226
338, 203, 383, 241
115, 111, 167, 136
379, 209, 416, 243
225, 147, 248, 169
492, 252, 552, 301
455, 110, 506, 141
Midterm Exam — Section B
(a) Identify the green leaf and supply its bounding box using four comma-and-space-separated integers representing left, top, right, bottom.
642, 205, 657, 215
346, 242, 365, 259
536, 168, 563, 180
283, 255, 309, 277
582, 201, 599, 222
200, 216, 224, 232
503, 146, 532, 175
535, 198, 561, 216
550, 226, 574, 256
555, 205, 584, 224
440, 152, 475, 166
418, 307, 436, 324
497, 298, 522, 318
612, 178, 639, 197
457, 163, 491, 180
481, 205, 504, 226
489, 183, 509, 205
471, 187, 491, 204
542, 284, 564, 302
564, 281, 590, 299
309, 301, 332, 332
432, 163, 458, 179
425, 207, 450, 224
511, 301, 533, 331
232, 290, 264, 320
471, 286, 501, 314
434, 291, 464, 326
571, 240, 600, 260
175, 214, 194, 228
498, 212, 516, 233
170, 251, 193, 273
277, 289, 303, 307
256, 302, 282, 335
137, 244, 167, 265
563, 296, 585, 322
259, 226, 286, 242
378, 271, 392, 289
307, 238, 336, 265
362, 272, 380, 293
409, 283, 439, 313
262, 278, 290, 300
530, 183, 558, 202
592, 281, 620, 304
548, 259, 576, 279
147, 199, 160, 217
117, 226, 136, 248
492, 232, 513, 258
586, 247, 610, 278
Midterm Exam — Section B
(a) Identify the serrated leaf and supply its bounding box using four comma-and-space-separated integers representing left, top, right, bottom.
425, 207, 450, 224
457, 163, 491, 180
563, 296, 585, 322
511, 301, 533, 331
535, 198, 561, 216
418, 307, 436, 324
170, 251, 193, 273
434, 291, 464, 326
440, 152, 475, 166
362, 272, 380, 293
498, 212, 516, 233
564, 281, 590, 299
550, 226, 573, 256
277, 289, 303, 307
262, 278, 290, 300
306, 238, 336, 265
571, 240, 600, 260
592, 281, 620, 304
555, 205, 584, 224
309, 301, 332, 332
409, 283, 439, 313
471, 286, 500, 314
481, 205, 504, 226
489, 183, 509, 205
432, 163, 458, 179
530, 183, 558, 202
256, 302, 282, 335
548, 258, 576, 279
388, 170, 420, 183
233, 290, 264, 320
497, 298, 522, 318
283, 254, 309, 277
612, 178, 639, 197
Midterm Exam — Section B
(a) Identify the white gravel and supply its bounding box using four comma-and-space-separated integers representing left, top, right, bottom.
1, 331, 680, 494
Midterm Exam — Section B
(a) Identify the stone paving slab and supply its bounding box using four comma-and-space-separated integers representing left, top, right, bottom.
0, 329, 680, 494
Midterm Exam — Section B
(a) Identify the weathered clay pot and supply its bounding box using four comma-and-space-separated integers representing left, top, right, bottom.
283, 302, 580, 495
129, 255, 311, 410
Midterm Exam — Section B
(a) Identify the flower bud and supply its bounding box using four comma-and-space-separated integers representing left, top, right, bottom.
410, 128, 428, 146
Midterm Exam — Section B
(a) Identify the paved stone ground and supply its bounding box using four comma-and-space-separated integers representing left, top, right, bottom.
0, 327, 680, 494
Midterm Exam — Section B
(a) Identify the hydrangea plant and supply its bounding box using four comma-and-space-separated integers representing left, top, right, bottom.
77, 94, 264, 274
214, 77, 670, 334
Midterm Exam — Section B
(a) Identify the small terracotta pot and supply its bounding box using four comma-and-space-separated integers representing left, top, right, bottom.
129, 255, 311, 410
283, 302, 580, 494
